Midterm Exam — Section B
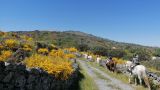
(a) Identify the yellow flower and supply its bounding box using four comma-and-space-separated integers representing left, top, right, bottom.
38, 48, 48, 54
65, 54, 75, 59
0, 50, 12, 61
22, 44, 32, 52
4, 39, 18, 48
68, 47, 78, 53
24, 54, 73, 80
0, 45, 3, 49
112, 57, 125, 64
49, 49, 65, 58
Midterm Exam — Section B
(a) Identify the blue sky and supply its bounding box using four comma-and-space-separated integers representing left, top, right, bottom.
0, 0, 160, 47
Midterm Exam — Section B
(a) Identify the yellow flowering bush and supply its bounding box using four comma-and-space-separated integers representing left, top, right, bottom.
24, 54, 73, 80
4, 39, 18, 48
38, 48, 49, 54
0, 50, 12, 61
21, 35, 33, 42
65, 54, 76, 59
0, 45, 3, 49
112, 57, 125, 64
22, 44, 32, 52
68, 47, 77, 53
49, 49, 65, 58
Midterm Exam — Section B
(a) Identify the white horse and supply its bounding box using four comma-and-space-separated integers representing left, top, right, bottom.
125, 61, 151, 90
88, 55, 92, 60
96, 57, 101, 64
83, 54, 88, 59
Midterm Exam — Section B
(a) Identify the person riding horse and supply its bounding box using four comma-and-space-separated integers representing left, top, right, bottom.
128, 54, 140, 74
106, 57, 117, 72
132, 54, 140, 66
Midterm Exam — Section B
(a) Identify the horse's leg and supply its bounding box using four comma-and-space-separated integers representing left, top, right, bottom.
129, 73, 132, 84
138, 75, 142, 86
135, 77, 137, 85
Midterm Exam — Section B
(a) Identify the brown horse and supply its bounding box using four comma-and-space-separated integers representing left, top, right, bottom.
106, 60, 117, 72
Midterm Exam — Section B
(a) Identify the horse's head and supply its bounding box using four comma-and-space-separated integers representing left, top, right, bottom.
125, 61, 134, 72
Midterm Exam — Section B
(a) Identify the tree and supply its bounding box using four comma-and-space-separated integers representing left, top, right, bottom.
153, 48, 160, 57
135, 48, 151, 61
109, 49, 126, 58
90, 46, 108, 56
77, 44, 89, 52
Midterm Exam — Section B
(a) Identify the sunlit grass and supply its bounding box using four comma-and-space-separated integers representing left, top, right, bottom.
78, 62, 98, 90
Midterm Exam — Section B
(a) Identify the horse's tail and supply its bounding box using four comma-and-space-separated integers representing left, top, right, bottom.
143, 71, 151, 90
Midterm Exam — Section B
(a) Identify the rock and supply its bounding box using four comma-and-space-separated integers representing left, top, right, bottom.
0, 61, 5, 72
0, 60, 79, 90
3, 72, 14, 83
14, 74, 26, 88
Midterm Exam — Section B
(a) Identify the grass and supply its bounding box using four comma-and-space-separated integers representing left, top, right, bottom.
92, 69, 122, 90
78, 62, 98, 90
87, 61, 149, 90
92, 69, 111, 81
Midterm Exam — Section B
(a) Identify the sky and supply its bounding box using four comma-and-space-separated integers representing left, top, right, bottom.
0, 0, 160, 47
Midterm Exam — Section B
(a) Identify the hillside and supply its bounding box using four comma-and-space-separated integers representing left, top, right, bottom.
12, 30, 155, 49
6, 30, 157, 60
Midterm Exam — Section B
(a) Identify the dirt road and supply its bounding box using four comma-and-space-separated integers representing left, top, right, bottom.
78, 60, 134, 90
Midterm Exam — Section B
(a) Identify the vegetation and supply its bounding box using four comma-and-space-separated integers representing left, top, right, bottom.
0, 31, 77, 80
24, 54, 73, 80
87, 61, 149, 90
153, 48, 160, 57
0, 50, 12, 61
78, 63, 98, 90
12, 30, 156, 61
1, 30, 160, 89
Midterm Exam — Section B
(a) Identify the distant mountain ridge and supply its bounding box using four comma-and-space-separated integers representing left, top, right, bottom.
13, 30, 157, 52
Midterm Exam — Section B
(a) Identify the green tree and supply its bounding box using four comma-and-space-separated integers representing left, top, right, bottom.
109, 49, 126, 58
153, 48, 160, 57
90, 46, 108, 56
135, 48, 151, 61
77, 44, 89, 52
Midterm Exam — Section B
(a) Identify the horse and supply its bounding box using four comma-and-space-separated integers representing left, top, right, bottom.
83, 54, 88, 59
96, 57, 101, 64
88, 55, 93, 61
125, 61, 151, 90
106, 59, 117, 72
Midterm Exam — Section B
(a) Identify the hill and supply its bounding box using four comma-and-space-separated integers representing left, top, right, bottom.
8, 30, 157, 60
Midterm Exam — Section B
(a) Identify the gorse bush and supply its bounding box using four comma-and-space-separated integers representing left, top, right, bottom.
0, 44, 3, 49
38, 48, 49, 55
68, 47, 78, 53
4, 39, 19, 49
49, 49, 76, 59
0, 50, 12, 61
112, 57, 126, 64
24, 54, 73, 80
22, 44, 32, 52
49, 49, 65, 58
20, 35, 33, 42
65, 53, 76, 59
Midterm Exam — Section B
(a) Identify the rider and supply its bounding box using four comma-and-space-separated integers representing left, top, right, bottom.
108, 56, 113, 62
132, 54, 140, 66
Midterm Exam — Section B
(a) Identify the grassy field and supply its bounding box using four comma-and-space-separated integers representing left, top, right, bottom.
78, 62, 98, 90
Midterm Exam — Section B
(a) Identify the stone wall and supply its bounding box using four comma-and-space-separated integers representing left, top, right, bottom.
0, 61, 79, 90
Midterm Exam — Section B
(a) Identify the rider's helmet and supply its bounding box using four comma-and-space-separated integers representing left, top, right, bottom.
135, 54, 139, 58
109, 56, 112, 60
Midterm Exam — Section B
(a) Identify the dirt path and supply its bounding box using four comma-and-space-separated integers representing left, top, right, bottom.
78, 60, 134, 90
